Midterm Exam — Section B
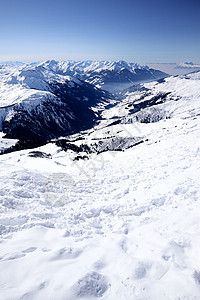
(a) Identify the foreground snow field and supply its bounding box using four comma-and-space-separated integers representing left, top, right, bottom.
0, 72, 200, 299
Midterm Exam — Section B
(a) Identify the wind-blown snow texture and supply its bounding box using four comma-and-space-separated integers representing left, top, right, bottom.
0, 70, 200, 299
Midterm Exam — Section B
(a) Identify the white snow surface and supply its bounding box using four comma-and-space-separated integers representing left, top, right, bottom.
0, 72, 200, 299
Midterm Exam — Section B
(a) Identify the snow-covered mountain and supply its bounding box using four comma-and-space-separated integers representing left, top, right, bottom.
176, 62, 200, 69
0, 60, 168, 142
39, 59, 154, 76
39, 60, 168, 91
0, 70, 200, 299
0, 63, 112, 141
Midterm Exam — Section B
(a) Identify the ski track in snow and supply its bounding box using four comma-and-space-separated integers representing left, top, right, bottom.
0, 72, 200, 299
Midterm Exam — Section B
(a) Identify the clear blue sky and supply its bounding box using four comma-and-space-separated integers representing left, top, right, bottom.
0, 0, 199, 63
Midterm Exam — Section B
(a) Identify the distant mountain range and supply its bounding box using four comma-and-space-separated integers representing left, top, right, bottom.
40, 60, 168, 90
176, 62, 200, 69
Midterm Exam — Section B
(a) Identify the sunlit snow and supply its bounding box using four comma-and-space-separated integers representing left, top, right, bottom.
0, 69, 200, 299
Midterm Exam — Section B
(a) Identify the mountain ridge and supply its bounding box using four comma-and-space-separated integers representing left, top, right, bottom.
39, 59, 168, 90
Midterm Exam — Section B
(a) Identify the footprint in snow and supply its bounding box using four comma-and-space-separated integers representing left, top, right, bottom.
22, 247, 37, 254
92, 259, 106, 271
13, 189, 34, 199
73, 272, 108, 298
193, 270, 200, 285
151, 196, 166, 207
162, 240, 190, 267
134, 266, 147, 279
2, 253, 26, 261
133, 261, 167, 281
52, 247, 82, 260
20, 280, 49, 300
0, 247, 36, 261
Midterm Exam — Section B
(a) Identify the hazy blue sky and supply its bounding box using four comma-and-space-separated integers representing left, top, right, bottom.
0, 0, 199, 63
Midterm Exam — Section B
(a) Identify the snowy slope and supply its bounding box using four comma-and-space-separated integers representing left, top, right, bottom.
0, 71, 200, 299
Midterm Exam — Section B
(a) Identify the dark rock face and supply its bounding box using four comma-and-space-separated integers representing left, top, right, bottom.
54, 137, 145, 156
129, 92, 171, 114
0, 140, 46, 155
28, 151, 52, 158
55, 139, 92, 153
